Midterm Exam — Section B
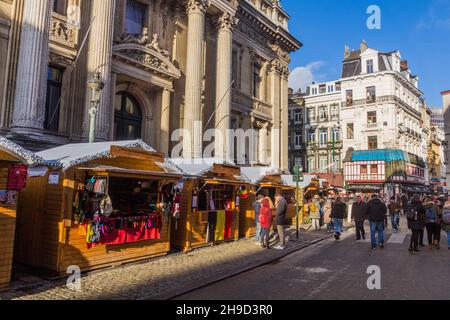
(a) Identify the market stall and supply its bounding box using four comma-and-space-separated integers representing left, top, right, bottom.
170, 158, 249, 251
15, 140, 181, 274
0, 136, 46, 288
241, 167, 297, 227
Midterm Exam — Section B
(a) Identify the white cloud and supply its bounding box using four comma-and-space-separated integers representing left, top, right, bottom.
288, 61, 326, 93
416, 0, 450, 30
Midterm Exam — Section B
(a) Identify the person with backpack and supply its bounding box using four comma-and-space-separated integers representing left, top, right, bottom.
351, 195, 367, 240
388, 196, 401, 233
309, 195, 321, 231
441, 199, 450, 250
259, 198, 273, 249
330, 196, 347, 240
406, 194, 426, 253
423, 197, 441, 250
367, 194, 387, 250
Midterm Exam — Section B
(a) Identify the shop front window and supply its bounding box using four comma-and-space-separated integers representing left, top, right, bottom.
114, 92, 142, 141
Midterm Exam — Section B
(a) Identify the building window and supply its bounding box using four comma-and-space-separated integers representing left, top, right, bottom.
307, 130, 316, 143
295, 132, 302, 147
319, 129, 328, 146
294, 157, 302, 167
360, 165, 368, 174
368, 136, 378, 149
328, 85, 334, 93
319, 106, 327, 121
308, 157, 316, 172
366, 86, 376, 103
332, 127, 340, 142
366, 59, 374, 73
252, 63, 261, 98
367, 111, 377, 124
346, 123, 354, 139
319, 85, 326, 94
307, 108, 315, 123
294, 110, 302, 124
346, 90, 353, 106
370, 164, 378, 174
125, 0, 147, 35
44, 66, 64, 132
114, 92, 142, 140
53, 0, 67, 15
330, 104, 339, 120
319, 156, 328, 171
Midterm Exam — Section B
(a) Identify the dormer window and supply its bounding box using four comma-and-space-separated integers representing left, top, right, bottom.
366, 59, 374, 73
125, 0, 147, 35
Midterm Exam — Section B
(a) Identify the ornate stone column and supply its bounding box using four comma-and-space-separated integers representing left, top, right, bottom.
11, 0, 54, 134
258, 122, 269, 165
214, 12, 237, 160
270, 60, 281, 169
183, 0, 208, 158
83, 0, 115, 141
160, 88, 172, 155
280, 65, 290, 171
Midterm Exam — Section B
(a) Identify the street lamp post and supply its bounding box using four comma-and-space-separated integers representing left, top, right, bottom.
87, 72, 104, 143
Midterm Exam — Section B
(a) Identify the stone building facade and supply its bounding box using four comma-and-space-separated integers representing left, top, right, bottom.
0, 0, 300, 171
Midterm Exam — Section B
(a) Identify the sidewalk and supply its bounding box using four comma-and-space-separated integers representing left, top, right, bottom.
0, 226, 330, 300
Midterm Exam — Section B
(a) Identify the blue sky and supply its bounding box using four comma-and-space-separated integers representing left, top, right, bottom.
284, 0, 450, 108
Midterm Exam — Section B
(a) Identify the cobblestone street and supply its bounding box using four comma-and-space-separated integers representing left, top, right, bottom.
0, 227, 331, 300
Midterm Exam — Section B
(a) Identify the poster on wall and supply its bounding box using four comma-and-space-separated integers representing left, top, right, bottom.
0, 190, 17, 206
48, 171, 60, 185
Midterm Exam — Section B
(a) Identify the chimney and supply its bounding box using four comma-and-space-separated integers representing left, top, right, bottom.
344, 45, 350, 59
360, 40, 367, 52
400, 60, 408, 71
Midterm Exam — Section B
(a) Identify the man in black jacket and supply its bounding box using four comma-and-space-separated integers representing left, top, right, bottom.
351, 195, 367, 240
367, 194, 387, 250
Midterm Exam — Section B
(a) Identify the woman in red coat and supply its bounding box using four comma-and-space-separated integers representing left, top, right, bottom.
259, 198, 273, 248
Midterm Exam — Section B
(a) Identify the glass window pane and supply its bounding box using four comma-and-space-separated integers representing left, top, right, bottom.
126, 97, 135, 114
114, 95, 122, 111
125, 0, 146, 35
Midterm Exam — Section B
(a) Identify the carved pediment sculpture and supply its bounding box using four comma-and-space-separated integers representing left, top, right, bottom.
116, 28, 170, 58
113, 30, 181, 80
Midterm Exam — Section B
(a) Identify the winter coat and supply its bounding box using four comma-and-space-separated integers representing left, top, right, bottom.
323, 200, 333, 224
387, 201, 401, 216
309, 199, 321, 219
351, 201, 367, 223
423, 201, 440, 224
259, 199, 273, 229
252, 201, 261, 220
331, 202, 347, 219
366, 198, 387, 222
276, 197, 288, 226
406, 201, 426, 230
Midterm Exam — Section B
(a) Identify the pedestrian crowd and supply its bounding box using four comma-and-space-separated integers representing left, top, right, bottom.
252, 190, 450, 253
